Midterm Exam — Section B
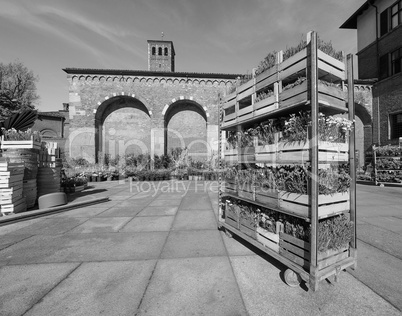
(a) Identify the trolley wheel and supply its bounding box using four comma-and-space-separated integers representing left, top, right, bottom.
284, 269, 302, 287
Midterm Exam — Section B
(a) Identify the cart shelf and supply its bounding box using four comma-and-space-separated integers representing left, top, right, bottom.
218, 31, 357, 291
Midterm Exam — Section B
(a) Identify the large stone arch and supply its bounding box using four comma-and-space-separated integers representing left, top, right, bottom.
94, 95, 151, 162
354, 101, 373, 167
163, 97, 210, 160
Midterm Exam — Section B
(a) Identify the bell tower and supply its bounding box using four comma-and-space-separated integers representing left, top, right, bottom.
147, 39, 175, 72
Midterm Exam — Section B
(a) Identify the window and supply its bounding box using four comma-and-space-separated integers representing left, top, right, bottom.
152, 47, 156, 55
379, 54, 389, 80
391, 2, 402, 29
158, 47, 162, 55
390, 112, 402, 139
380, 0, 402, 36
164, 47, 168, 56
380, 9, 389, 36
391, 48, 402, 75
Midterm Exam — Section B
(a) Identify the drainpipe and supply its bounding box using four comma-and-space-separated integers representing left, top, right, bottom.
368, 0, 381, 144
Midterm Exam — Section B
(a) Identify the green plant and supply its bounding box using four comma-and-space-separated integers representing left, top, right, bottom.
226, 131, 238, 149
318, 215, 354, 252
255, 89, 274, 103
374, 145, 402, 157
1, 127, 41, 142
254, 120, 277, 145
254, 36, 343, 77
281, 111, 354, 143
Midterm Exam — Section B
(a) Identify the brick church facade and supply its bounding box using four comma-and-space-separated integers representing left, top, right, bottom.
62, 40, 240, 163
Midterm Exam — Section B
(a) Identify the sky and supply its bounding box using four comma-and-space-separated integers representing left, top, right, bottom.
0, 0, 364, 112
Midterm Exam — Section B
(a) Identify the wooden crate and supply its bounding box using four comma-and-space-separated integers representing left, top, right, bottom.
254, 187, 278, 208
279, 81, 308, 109
238, 184, 254, 200
224, 202, 240, 230
1, 136, 41, 150
278, 190, 350, 218
255, 144, 277, 162
279, 232, 349, 270
239, 213, 257, 239
238, 147, 255, 163
222, 181, 237, 195
223, 148, 238, 163
256, 227, 280, 252
1, 196, 27, 215
0, 162, 25, 172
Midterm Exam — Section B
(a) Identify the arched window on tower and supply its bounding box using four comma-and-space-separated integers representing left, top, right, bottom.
152, 47, 156, 55
158, 47, 162, 55
164, 47, 168, 56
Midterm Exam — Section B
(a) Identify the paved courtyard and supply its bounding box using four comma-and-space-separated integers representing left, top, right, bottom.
0, 180, 401, 315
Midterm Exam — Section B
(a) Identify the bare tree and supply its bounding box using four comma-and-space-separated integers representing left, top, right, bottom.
0, 61, 39, 121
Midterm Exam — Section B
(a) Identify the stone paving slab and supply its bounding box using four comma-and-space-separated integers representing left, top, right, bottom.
81, 200, 120, 209
50, 207, 111, 218
2, 217, 89, 235
67, 217, 132, 234
220, 231, 257, 256
0, 263, 80, 316
149, 199, 182, 207
180, 193, 212, 210
348, 240, 402, 311
359, 216, 402, 233
0, 232, 168, 264
136, 257, 248, 316
172, 210, 217, 230
95, 205, 145, 217
230, 255, 402, 316
137, 206, 178, 216
0, 218, 45, 236
120, 216, 175, 232
154, 193, 186, 200
0, 234, 32, 251
23, 260, 156, 316
161, 230, 226, 259
357, 223, 402, 260
115, 198, 153, 207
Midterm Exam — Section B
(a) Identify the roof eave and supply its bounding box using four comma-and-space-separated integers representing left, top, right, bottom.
340, 1, 373, 29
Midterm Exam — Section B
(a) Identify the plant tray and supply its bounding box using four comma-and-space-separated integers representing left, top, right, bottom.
255, 141, 348, 163
225, 202, 240, 230
223, 148, 238, 163
238, 184, 254, 200
279, 81, 308, 109
240, 214, 256, 239
1, 136, 41, 150
222, 181, 237, 195
254, 187, 278, 209
279, 232, 349, 270
256, 227, 280, 252
278, 191, 350, 218
239, 147, 255, 163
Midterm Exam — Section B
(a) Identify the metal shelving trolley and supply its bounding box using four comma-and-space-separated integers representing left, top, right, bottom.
218, 31, 357, 291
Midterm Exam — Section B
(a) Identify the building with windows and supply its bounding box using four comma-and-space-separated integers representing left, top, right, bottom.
62, 40, 240, 163
341, 0, 402, 145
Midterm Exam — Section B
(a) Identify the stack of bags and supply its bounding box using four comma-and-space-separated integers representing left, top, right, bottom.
0, 160, 27, 216
37, 142, 62, 197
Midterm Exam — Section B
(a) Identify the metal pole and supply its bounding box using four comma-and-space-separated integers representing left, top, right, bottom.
347, 54, 357, 260
308, 31, 319, 291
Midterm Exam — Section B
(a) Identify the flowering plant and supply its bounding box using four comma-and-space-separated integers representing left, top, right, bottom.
1, 128, 41, 142
254, 120, 277, 145
282, 111, 354, 143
